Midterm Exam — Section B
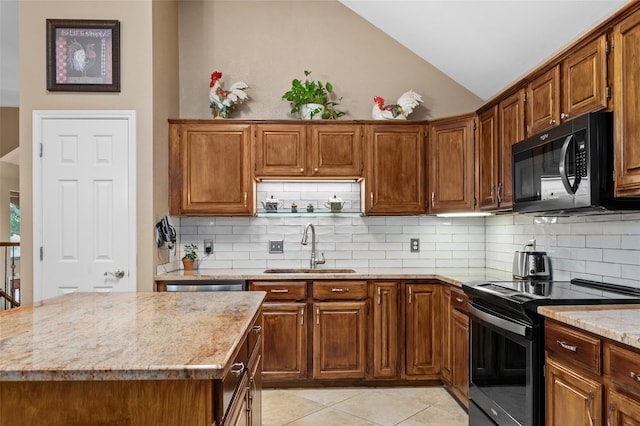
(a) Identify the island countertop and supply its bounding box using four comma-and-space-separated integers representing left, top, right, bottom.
0, 291, 265, 381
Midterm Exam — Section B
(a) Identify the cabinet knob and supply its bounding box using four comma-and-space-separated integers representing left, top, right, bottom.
314, 167, 318, 172
549, 119, 557, 125
561, 112, 569, 120
300, 168, 304, 173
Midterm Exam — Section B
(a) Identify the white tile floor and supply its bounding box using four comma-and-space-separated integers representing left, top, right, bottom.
262, 386, 468, 426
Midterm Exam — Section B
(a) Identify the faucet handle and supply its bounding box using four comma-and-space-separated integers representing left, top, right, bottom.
316, 253, 326, 266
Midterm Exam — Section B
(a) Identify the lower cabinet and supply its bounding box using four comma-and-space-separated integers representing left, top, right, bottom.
370, 281, 399, 379
405, 282, 441, 378
545, 319, 640, 426
441, 285, 469, 407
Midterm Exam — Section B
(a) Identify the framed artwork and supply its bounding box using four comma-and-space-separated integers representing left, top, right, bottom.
46, 19, 120, 92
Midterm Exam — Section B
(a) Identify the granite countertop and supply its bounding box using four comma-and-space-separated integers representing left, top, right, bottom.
0, 291, 265, 381
154, 267, 513, 288
538, 305, 640, 350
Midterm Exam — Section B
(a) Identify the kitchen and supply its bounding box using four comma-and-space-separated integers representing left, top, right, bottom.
3, 0, 640, 425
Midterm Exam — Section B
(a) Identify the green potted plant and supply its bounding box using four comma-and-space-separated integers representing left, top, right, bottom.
282, 70, 345, 119
182, 243, 198, 272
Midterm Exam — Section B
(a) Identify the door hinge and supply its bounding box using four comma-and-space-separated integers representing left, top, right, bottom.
605, 40, 611, 54
40, 246, 43, 261
523, 92, 528, 102
178, 128, 182, 138
39, 143, 43, 157
606, 86, 612, 100
472, 119, 477, 131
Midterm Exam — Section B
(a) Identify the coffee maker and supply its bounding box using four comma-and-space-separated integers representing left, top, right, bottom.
512, 240, 551, 280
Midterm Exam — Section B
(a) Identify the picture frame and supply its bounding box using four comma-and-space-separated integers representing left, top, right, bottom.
46, 19, 120, 92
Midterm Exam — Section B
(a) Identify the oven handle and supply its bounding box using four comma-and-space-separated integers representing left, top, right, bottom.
469, 304, 530, 337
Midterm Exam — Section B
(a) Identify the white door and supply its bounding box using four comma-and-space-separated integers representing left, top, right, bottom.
33, 111, 136, 301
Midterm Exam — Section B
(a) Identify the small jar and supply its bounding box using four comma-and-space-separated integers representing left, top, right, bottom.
291, 203, 298, 213
306, 203, 314, 212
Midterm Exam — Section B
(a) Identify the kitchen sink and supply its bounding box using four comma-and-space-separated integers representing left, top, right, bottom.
263, 268, 356, 274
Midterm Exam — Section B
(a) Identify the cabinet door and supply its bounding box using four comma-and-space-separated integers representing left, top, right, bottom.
254, 124, 307, 177
170, 123, 253, 215
405, 283, 441, 377
441, 287, 452, 384
476, 106, 500, 211
371, 281, 399, 379
248, 352, 262, 426
498, 88, 525, 209
451, 308, 469, 406
312, 301, 367, 380
562, 34, 608, 120
613, 12, 640, 197
429, 115, 475, 213
527, 65, 561, 135
545, 357, 603, 426
608, 389, 640, 426
260, 302, 307, 381
310, 124, 363, 177
365, 124, 426, 215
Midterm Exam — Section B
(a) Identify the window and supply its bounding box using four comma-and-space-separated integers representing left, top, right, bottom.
9, 190, 19, 259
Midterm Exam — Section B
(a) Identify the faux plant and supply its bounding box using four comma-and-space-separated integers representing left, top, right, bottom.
282, 70, 345, 119
182, 243, 198, 261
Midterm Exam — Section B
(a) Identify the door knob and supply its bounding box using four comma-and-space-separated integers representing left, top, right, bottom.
104, 269, 125, 279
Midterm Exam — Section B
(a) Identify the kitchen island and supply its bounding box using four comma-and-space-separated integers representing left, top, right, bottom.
0, 291, 265, 426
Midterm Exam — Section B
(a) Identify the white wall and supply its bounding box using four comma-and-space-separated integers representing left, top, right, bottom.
486, 213, 640, 288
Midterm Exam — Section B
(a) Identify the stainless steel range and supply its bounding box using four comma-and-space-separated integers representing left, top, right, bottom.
462, 278, 640, 426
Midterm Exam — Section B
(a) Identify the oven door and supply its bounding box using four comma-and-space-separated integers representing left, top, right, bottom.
468, 303, 541, 426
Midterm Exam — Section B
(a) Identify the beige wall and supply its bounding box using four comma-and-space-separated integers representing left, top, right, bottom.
19, 1, 178, 304
0, 107, 19, 157
178, 1, 483, 120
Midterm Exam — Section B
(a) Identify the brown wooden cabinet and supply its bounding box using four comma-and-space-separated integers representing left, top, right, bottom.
526, 65, 561, 135
365, 123, 426, 215
476, 106, 500, 210
613, 11, 640, 197
497, 88, 526, 209
254, 123, 363, 178
428, 114, 475, 213
607, 389, 640, 426
249, 281, 307, 382
441, 286, 469, 407
441, 287, 452, 384
169, 121, 253, 215
405, 282, 441, 378
370, 281, 399, 379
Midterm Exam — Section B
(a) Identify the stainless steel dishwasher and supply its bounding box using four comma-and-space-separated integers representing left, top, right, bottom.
160, 280, 247, 292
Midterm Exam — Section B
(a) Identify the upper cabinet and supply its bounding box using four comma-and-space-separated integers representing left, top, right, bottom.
254, 123, 363, 179
497, 88, 526, 209
526, 34, 609, 136
428, 114, 475, 213
613, 11, 640, 197
364, 123, 426, 215
476, 106, 500, 210
169, 122, 254, 216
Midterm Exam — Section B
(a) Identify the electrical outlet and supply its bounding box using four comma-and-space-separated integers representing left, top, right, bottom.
410, 238, 420, 253
269, 240, 284, 254
204, 239, 213, 254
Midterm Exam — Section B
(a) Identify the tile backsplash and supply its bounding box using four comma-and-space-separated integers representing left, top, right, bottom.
164, 183, 640, 288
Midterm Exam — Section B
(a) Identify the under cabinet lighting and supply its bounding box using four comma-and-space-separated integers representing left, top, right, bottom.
436, 212, 494, 218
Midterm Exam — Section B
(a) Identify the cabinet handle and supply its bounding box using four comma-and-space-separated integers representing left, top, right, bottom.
431, 192, 435, 208
370, 192, 374, 206
244, 192, 247, 205
331, 288, 349, 293
377, 287, 381, 305
561, 112, 569, 120
455, 297, 464, 303
316, 307, 320, 325
549, 119, 557, 125
630, 371, 640, 382
314, 167, 318, 172
607, 402, 613, 426
270, 289, 289, 293
586, 391, 594, 426
497, 182, 502, 203
556, 340, 578, 352
251, 325, 262, 333
300, 307, 305, 325
300, 167, 304, 173
490, 184, 495, 203
230, 362, 245, 376
408, 286, 413, 304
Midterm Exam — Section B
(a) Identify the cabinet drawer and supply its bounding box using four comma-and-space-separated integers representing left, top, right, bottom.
606, 342, 640, 397
450, 287, 469, 313
250, 281, 307, 300
545, 321, 601, 375
312, 281, 367, 300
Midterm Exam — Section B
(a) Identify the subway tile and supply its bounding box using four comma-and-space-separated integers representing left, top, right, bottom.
603, 249, 640, 265
587, 235, 621, 249
557, 235, 586, 248
585, 262, 621, 277
621, 235, 640, 249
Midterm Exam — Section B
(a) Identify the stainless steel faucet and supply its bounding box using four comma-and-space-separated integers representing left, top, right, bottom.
301, 223, 326, 269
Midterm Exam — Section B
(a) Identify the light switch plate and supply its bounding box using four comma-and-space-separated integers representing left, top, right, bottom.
410, 238, 420, 253
269, 240, 284, 254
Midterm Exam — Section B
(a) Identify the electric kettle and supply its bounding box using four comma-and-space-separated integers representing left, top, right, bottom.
513, 240, 551, 280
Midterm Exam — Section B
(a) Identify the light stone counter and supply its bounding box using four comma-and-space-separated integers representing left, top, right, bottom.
0, 291, 265, 381
155, 267, 513, 289
538, 305, 640, 350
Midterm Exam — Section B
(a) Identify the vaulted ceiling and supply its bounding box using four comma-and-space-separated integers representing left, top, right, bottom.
340, 0, 628, 101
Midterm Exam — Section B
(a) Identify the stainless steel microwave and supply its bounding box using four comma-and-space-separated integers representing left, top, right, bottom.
512, 111, 640, 215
